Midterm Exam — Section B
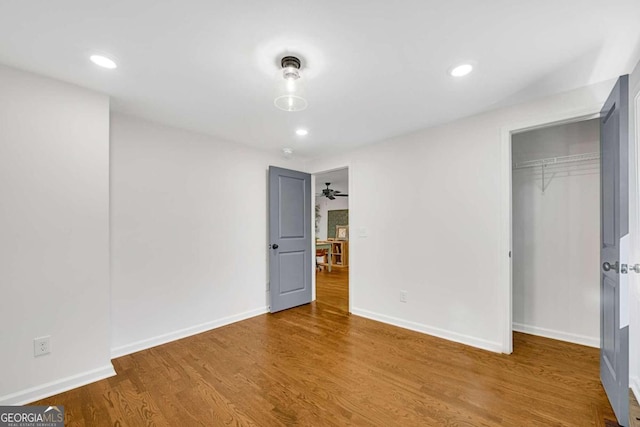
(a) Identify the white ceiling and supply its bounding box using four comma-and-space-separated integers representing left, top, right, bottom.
1, 1, 639, 159
315, 168, 348, 195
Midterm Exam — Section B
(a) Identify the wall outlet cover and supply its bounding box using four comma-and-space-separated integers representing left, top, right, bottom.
34, 336, 51, 357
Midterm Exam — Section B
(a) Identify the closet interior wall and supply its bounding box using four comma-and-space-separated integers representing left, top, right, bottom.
512, 118, 600, 347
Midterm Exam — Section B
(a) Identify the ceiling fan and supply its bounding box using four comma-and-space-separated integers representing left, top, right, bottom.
319, 183, 348, 200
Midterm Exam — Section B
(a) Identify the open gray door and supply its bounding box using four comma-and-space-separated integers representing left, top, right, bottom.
268, 166, 312, 313
600, 75, 629, 426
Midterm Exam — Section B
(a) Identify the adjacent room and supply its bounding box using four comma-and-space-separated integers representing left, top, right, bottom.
314, 168, 350, 314
1, 1, 640, 426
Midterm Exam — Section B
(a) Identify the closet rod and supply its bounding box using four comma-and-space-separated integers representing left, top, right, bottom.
513, 152, 599, 170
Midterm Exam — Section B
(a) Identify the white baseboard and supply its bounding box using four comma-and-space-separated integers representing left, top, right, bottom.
351, 308, 503, 353
512, 322, 599, 348
632, 376, 640, 405
111, 306, 268, 358
0, 364, 116, 406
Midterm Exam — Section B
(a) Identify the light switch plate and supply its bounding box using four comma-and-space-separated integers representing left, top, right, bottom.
400, 290, 408, 303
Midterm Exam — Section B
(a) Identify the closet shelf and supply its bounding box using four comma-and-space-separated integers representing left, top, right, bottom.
513, 152, 599, 170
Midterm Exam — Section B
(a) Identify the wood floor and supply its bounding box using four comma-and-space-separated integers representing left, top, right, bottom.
632, 390, 640, 427
315, 266, 349, 314
32, 269, 619, 426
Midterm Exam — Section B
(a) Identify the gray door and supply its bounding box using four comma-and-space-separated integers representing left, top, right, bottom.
600, 75, 629, 426
268, 166, 312, 313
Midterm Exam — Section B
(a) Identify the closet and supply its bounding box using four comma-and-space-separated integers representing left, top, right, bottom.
511, 118, 600, 347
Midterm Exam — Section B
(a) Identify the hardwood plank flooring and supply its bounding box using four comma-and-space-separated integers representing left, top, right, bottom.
315, 266, 349, 314
32, 301, 618, 426
632, 390, 640, 427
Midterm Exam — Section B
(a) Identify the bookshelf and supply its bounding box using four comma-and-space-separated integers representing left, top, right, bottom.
316, 240, 348, 269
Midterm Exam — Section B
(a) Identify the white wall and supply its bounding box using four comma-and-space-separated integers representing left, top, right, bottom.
306, 80, 614, 352
315, 196, 349, 240
0, 65, 112, 404
511, 120, 600, 347
110, 114, 302, 356
629, 59, 640, 402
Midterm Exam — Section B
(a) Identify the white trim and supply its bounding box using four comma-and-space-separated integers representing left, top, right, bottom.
630, 78, 640, 404
310, 173, 317, 302
110, 307, 268, 358
500, 125, 513, 354
352, 308, 503, 353
0, 364, 116, 406
631, 376, 640, 406
500, 105, 603, 354
512, 322, 599, 348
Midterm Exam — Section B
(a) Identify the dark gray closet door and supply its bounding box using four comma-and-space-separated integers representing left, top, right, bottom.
600, 75, 629, 426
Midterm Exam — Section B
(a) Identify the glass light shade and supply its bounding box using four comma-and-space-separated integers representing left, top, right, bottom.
274, 70, 307, 112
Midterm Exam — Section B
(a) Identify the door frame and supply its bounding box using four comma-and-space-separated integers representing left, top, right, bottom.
500, 105, 603, 354
310, 163, 352, 313
630, 78, 640, 401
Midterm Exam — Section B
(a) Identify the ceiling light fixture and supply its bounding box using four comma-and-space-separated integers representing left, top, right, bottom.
90, 54, 117, 69
295, 129, 308, 136
449, 63, 473, 77
274, 56, 307, 112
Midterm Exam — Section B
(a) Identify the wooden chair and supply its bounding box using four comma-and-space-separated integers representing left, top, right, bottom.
316, 249, 328, 271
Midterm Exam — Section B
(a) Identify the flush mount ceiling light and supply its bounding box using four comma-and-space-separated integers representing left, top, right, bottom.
274, 56, 307, 112
449, 63, 473, 77
90, 54, 117, 69
295, 129, 308, 136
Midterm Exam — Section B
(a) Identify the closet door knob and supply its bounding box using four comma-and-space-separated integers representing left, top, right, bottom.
602, 261, 619, 272
271, 244, 279, 249
628, 264, 640, 273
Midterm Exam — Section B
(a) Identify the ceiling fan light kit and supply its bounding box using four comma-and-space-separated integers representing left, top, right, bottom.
321, 183, 348, 200
274, 55, 308, 112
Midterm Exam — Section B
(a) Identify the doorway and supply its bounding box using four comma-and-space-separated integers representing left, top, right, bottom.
510, 119, 601, 349
313, 167, 349, 314
501, 107, 602, 354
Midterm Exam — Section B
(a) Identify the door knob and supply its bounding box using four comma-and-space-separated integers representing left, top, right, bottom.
271, 244, 279, 249
628, 264, 640, 273
603, 261, 619, 272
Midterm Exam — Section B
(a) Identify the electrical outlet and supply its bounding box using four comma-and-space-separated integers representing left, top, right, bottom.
400, 290, 408, 303
34, 336, 50, 357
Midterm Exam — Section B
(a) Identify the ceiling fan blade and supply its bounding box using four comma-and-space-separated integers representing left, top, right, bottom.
327, 195, 335, 200
335, 194, 349, 197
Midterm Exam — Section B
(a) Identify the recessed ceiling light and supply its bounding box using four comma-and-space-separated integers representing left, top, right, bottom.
295, 129, 308, 136
90, 55, 117, 69
449, 63, 473, 77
